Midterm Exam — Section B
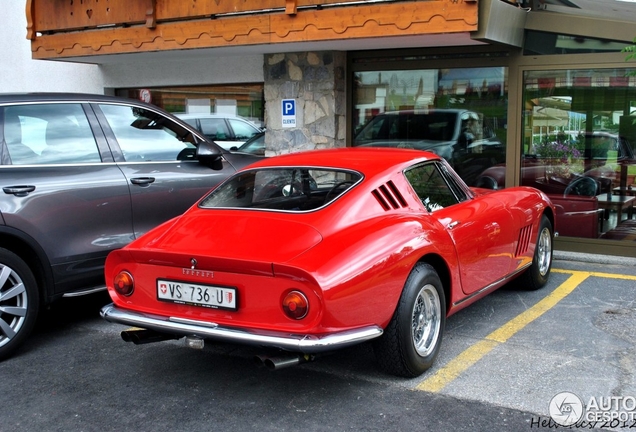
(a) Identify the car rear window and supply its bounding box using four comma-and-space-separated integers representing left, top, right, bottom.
198, 117, 231, 141
2, 103, 101, 165
199, 168, 363, 212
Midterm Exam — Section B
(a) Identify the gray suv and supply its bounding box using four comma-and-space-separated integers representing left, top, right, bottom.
0, 93, 262, 359
353, 109, 504, 185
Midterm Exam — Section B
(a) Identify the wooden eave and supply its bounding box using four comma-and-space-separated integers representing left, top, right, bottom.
27, 0, 478, 60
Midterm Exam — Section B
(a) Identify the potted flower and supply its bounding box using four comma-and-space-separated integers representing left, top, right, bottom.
533, 137, 582, 179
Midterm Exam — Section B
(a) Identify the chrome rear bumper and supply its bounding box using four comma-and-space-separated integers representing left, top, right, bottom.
100, 303, 383, 354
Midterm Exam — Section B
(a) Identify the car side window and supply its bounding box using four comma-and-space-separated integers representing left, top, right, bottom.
98, 104, 196, 162
2, 104, 100, 165
404, 162, 459, 212
199, 118, 230, 141
357, 116, 386, 141
228, 119, 259, 141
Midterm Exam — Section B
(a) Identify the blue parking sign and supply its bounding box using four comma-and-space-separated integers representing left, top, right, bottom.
282, 99, 296, 128
282, 99, 295, 116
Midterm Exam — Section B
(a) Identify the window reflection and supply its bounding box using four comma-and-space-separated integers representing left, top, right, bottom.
351, 67, 508, 187
519, 68, 636, 241
99, 104, 196, 162
2, 104, 100, 165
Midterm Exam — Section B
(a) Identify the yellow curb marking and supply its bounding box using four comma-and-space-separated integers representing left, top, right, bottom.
416, 270, 600, 392
553, 268, 636, 281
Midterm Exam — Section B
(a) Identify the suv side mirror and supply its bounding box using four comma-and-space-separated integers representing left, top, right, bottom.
458, 131, 473, 149
196, 141, 224, 170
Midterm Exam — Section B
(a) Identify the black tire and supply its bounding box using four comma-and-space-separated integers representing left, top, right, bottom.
518, 215, 553, 290
373, 263, 446, 377
0, 248, 40, 360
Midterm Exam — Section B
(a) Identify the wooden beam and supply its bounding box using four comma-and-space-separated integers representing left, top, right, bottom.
30, 1, 478, 59
25, 0, 35, 40
146, 0, 157, 28
286, 0, 298, 15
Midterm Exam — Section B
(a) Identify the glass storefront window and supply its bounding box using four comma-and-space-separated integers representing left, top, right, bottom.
520, 68, 636, 241
115, 84, 265, 128
351, 67, 508, 186
524, 31, 628, 56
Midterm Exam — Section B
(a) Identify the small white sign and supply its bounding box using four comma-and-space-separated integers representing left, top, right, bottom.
139, 89, 152, 103
282, 99, 296, 128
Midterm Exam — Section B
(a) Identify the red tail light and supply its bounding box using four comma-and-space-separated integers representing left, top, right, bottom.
282, 290, 308, 320
114, 271, 134, 296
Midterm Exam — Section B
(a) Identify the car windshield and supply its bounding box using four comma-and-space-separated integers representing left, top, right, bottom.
354, 111, 458, 142
200, 168, 363, 212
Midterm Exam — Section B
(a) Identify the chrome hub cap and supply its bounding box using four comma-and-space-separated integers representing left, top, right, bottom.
411, 284, 441, 357
537, 227, 552, 277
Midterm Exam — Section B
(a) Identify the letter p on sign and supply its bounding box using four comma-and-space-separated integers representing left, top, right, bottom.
282, 99, 296, 128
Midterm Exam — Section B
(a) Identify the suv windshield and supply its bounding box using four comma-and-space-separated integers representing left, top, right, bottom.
355, 111, 458, 142
200, 168, 363, 212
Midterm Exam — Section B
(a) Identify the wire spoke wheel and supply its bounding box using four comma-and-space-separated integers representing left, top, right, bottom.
411, 284, 441, 358
373, 263, 446, 377
519, 215, 553, 290
536, 226, 552, 277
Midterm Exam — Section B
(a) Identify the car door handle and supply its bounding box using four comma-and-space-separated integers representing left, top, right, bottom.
130, 177, 156, 186
3, 185, 36, 197
447, 221, 460, 230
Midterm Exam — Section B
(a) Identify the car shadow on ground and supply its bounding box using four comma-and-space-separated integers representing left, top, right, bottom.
35, 291, 112, 331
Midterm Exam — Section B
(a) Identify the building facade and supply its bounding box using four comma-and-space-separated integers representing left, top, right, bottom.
23, 0, 636, 257
1, 1, 102, 92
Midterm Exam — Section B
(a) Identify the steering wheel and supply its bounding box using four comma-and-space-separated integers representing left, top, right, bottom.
563, 176, 599, 197
324, 180, 355, 204
474, 175, 499, 190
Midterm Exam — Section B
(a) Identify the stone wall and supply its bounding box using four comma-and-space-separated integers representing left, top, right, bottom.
263, 51, 346, 155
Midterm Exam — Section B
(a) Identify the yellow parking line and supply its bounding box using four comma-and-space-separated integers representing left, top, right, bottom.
416, 271, 589, 392
553, 268, 636, 281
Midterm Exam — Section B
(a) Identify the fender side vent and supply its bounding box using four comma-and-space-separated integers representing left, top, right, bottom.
516, 224, 533, 256
372, 181, 407, 211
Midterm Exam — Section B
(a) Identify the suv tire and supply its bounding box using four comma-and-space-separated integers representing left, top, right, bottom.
0, 248, 40, 360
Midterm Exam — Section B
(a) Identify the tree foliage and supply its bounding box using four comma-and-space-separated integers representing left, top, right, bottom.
624, 37, 636, 62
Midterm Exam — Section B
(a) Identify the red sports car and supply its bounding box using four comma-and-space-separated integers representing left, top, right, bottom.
101, 147, 555, 377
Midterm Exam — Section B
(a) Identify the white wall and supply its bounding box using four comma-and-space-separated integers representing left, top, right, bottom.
0, 1, 104, 93
0, 1, 263, 94
100, 53, 264, 90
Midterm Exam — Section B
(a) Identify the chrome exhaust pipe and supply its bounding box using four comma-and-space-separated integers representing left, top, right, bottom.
253, 354, 271, 367
254, 354, 314, 370
121, 329, 180, 345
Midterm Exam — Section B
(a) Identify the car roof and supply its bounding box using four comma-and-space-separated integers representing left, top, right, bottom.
374, 108, 469, 115
0, 92, 145, 105
245, 147, 439, 175
175, 113, 250, 120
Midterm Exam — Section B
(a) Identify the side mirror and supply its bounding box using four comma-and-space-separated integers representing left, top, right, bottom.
196, 141, 224, 170
458, 132, 473, 149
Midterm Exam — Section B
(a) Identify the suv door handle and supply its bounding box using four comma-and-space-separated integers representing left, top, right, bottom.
3, 185, 36, 197
130, 177, 156, 186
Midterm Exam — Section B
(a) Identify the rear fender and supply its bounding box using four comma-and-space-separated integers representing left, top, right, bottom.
286, 216, 459, 329
0, 226, 54, 302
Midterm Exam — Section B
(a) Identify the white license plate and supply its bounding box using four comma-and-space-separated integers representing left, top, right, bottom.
157, 279, 237, 310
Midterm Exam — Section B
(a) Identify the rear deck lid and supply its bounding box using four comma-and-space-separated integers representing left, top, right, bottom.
133, 210, 323, 265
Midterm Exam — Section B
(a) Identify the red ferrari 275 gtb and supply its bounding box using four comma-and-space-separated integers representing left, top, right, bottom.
101, 147, 555, 377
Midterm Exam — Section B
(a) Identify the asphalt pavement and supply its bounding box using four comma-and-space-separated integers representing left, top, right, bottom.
2, 252, 635, 432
